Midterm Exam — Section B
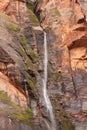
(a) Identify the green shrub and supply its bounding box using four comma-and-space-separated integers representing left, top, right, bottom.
25, 72, 35, 90
27, 0, 34, 11
0, 90, 33, 125
27, 9, 40, 26
19, 36, 37, 61
19, 36, 28, 45
6, 22, 20, 32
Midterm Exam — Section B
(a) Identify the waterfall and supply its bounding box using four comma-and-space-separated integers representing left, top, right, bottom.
43, 32, 56, 130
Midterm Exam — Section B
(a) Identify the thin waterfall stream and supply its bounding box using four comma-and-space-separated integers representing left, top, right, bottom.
43, 32, 56, 130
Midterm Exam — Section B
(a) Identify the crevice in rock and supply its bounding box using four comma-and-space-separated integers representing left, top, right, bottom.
28, 69, 36, 79
68, 34, 87, 98
77, 0, 87, 22
68, 49, 78, 98
78, 18, 86, 24
4, 1, 10, 13
68, 35, 87, 50
0, 47, 15, 64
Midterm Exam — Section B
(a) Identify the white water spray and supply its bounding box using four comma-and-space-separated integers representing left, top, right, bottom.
43, 32, 56, 130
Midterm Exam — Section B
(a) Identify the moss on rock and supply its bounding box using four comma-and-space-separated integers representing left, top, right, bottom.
11, 107, 33, 126
52, 72, 62, 81
27, 0, 34, 11
15, 42, 37, 91
18, 36, 37, 91
29, 49, 37, 61
0, 91, 33, 126
19, 36, 28, 45
0, 91, 11, 104
6, 22, 20, 32
24, 71, 35, 90
27, 9, 40, 26
0, 13, 13, 22
27, 0, 41, 11
18, 45, 27, 58
19, 35, 37, 62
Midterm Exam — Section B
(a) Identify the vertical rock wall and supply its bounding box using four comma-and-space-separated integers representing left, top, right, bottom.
36, 0, 87, 130
0, 0, 87, 130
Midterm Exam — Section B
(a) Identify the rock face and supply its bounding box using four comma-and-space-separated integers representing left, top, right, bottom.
0, 0, 10, 12
0, 0, 87, 130
0, 0, 41, 129
37, 0, 87, 130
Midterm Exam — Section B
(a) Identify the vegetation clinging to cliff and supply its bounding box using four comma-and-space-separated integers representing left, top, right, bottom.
0, 91, 33, 125
27, 8, 40, 26
6, 22, 20, 32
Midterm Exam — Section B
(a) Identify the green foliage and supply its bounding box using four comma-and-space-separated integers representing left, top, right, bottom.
36, 0, 41, 4
18, 46, 35, 71
18, 44, 37, 90
0, 13, 13, 22
19, 36, 37, 61
18, 45, 27, 58
26, 107, 33, 114
0, 90, 33, 125
27, 0, 34, 11
52, 72, 62, 81
27, 0, 41, 10
0, 91, 11, 104
27, 9, 40, 26
18, 35, 37, 90
12, 108, 33, 126
25, 72, 35, 90
29, 49, 37, 61
28, 79, 35, 90
0, 13, 20, 33
6, 22, 20, 32
19, 36, 28, 45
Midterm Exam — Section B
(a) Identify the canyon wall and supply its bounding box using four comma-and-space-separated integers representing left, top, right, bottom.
0, 0, 87, 130
38, 0, 87, 130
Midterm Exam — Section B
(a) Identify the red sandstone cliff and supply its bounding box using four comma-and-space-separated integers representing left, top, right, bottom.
38, 0, 87, 130
0, 0, 87, 130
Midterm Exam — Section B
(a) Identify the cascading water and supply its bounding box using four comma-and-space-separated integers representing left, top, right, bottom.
43, 32, 56, 130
